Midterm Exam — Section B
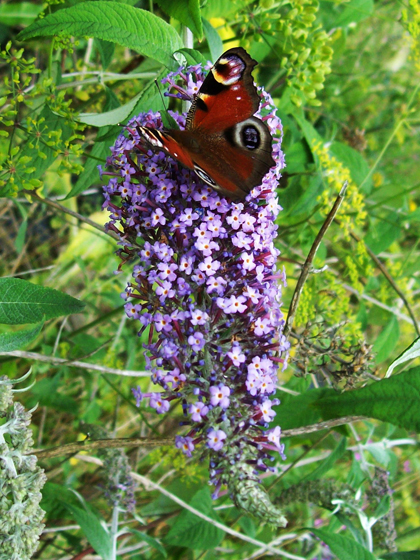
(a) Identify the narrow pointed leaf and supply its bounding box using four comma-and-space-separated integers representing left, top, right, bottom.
156, 0, 203, 39
164, 488, 225, 549
130, 530, 167, 558
386, 335, 420, 378
64, 503, 112, 560
0, 278, 85, 324
311, 528, 376, 560
302, 437, 347, 481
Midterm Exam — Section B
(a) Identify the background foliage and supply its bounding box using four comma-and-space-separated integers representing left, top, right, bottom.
1, 0, 420, 558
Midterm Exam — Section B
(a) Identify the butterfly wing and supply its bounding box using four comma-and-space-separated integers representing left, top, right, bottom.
182, 48, 275, 198
168, 116, 274, 199
138, 48, 275, 200
185, 47, 260, 131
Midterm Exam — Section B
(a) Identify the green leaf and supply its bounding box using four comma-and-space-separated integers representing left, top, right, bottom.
311, 528, 376, 560
334, 514, 365, 546
294, 110, 323, 147
67, 87, 120, 198
335, 0, 374, 26
156, 0, 203, 39
272, 387, 334, 430
302, 437, 347, 481
41, 482, 81, 519
386, 335, 420, 378
364, 442, 392, 466
365, 212, 402, 254
314, 366, 420, 432
78, 95, 143, 127
67, 133, 112, 198
202, 18, 223, 61
14, 200, 28, 253
176, 48, 207, 66
0, 2, 43, 26
29, 377, 80, 414
373, 495, 391, 521
94, 38, 115, 70
0, 320, 44, 352
275, 366, 420, 433
64, 503, 112, 560
284, 175, 323, 217
330, 142, 372, 193
14, 218, 28, 254
201, 0, 240, 19
284, 140, 312, 174
78, 69, 167, 127
130, 530, 167, 558
0, 278, 85, 325
17, 1, 183, 68
373, 315, 399, 364
164, 488, 225, 549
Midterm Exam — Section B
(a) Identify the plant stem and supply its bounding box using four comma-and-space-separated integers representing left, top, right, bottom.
21, 189, 120, 239
284, 182, 347, 337
110, 506, 119, 560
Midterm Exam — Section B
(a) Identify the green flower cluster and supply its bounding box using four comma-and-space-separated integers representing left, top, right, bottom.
402, 0, 420, 70
0, 42, 41, 197
0, 42, 84, 198
275, 0, 333, 106
0, 375, 46, 560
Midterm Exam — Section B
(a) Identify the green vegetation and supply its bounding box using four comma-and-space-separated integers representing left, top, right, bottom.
1, 0, 420, 558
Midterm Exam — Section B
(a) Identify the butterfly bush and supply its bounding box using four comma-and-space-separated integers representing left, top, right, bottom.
101, 62, 289, 526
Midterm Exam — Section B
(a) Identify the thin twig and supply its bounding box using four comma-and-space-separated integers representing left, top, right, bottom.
350, 231, 420, 337
282, 415, 366, 436
21, 189, 120, 240
0, 350, 148, 377
3, 265, 56, 277
283, 182, 347, 337
33, 416, 364, 460
34, 437, 173, 460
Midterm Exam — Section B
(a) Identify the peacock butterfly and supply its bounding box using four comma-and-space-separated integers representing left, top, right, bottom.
137, 47, 275, 200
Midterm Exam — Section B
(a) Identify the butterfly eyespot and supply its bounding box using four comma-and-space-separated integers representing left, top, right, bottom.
193, 165, 218, 187
242, 125, 260, 150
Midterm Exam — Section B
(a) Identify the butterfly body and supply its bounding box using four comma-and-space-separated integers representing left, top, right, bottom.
138, 47, 275, 200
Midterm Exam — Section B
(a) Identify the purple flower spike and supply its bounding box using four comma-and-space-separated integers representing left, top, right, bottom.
102, 59, 289, 527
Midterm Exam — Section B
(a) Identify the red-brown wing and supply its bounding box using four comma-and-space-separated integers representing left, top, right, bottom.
137, 48, 275, 200
186, 47, 260, 133
169, 116, 275, 200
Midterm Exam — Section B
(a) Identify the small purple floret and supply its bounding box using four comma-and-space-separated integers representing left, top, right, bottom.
208, 429, 227, 451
